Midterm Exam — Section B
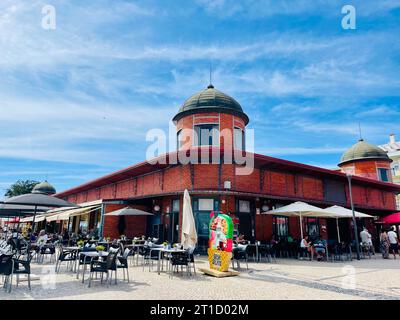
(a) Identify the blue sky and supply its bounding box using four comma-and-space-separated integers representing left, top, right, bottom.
0, 0, 400, 196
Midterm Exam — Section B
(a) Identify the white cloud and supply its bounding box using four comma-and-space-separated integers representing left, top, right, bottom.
258, 146, 346, 156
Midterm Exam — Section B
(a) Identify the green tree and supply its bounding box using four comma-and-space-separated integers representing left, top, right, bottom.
4, 180, 40, 197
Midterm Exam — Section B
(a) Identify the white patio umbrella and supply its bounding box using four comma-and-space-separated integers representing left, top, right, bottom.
106, 207, 154, 216
181, 189, 197, 249
263, 201, 331, 239
322, 205, 373, 243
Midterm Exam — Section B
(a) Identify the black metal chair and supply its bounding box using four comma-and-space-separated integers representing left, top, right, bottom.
56, 248, 78, 273
231, 245, 248, 270
117, 248, 130, 282
297, 241, 312, 260
186, 247, 196, 275
246, 244, 258, 262
88, 251, 118, 287
0, 254, 14, 293
259, 244, 276, 262
11, 254, 32, 292
335, 242, 353, 261
169, 251, 190, 278
38, 243, 56, 263
142, 246, 161, 271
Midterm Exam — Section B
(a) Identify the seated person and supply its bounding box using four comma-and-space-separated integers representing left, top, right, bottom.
36, 230, 48, 247
313, 237, 327, 261
235, 234, 247, 245
300, 235, 312, 258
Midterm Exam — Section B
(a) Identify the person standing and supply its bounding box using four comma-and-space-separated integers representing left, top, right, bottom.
380, 229, 390, 259
388, 227, 398, 259
360, 227, 373, 255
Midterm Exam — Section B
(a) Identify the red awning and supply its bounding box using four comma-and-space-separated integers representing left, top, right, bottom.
3, 218, 20, 224
378, 212, 400, 224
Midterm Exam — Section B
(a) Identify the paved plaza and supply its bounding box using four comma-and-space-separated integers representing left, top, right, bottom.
1, 255, 400, 300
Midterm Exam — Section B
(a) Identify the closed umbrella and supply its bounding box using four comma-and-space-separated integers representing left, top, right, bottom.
263, 201, 331, 239
118, 216, 126, 236
181, 189, 197, 249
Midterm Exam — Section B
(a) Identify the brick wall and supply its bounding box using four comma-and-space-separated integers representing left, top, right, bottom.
66, 161, 398, 212
176, 112, 246, 151
340, 159, 392, 182
102, 204, 147, 240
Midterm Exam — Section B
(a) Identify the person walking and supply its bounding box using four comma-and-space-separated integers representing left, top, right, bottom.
380, 229, 390, 259
388, 227, 398, 259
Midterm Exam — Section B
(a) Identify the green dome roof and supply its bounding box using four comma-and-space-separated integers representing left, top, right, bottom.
32, 180, 56, 195
173, 85, 249, 124
339, 139, 390, 166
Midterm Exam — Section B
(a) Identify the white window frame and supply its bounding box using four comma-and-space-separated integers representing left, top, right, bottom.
193, 124, 220, 147
238, 200, 251, 213
198, 198, 214, 211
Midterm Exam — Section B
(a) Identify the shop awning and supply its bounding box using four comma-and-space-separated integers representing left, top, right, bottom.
377, 212, 400, 224
3, 218, 20, 224
20, 215, 47, 223
45, 205, 100, 222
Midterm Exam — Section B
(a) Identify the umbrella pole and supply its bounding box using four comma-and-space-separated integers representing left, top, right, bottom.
31, 205, 37, 237
299, 212, 303, 239
336, 218, 341, 243
17, 210, 21, 231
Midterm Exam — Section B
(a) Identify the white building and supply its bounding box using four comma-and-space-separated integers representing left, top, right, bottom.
380, 134, 400, 208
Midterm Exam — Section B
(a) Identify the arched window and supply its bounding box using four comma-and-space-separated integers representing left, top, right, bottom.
177, 129, 183, 149
234, 127, 245, 150
193, 124, 219, 146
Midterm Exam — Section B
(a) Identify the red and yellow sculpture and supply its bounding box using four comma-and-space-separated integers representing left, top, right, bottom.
208, 211, 234, 272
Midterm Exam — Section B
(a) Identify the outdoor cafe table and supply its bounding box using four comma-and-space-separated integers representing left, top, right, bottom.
150, 247, 186, 275
77, 251, 109, 283
63, 246, 81, 251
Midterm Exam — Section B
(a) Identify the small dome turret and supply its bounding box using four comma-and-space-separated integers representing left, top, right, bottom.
173, 85, 249, 124
32, 180, 56, 195
339, 139, 390, 166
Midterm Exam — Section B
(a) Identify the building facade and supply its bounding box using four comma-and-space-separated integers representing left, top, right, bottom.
55, 85, 400, 251
380, 134, 400, 209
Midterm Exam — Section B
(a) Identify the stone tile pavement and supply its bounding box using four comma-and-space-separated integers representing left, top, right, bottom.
1, 255, 399, 300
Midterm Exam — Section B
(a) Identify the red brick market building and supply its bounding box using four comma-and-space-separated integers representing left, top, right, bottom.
55, 84, 400, 251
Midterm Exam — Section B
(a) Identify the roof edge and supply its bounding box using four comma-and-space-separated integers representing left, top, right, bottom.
172, 107, 249, 125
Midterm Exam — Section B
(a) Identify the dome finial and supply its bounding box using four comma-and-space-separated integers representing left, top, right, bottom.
358, 122, 363, 141
207, 63, 214, 89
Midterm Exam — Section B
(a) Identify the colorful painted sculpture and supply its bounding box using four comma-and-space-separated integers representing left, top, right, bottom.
208, 211, 234, 272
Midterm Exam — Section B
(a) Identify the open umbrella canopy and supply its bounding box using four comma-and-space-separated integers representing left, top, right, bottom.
181, 189, 197, 249
264, 201, 332, 239
378, 212, 400, 224
322, 205, 373, 218
3, 193, 79, 208
0, 204, 49, 217
263, 201, 329, 217
106, 207, 154, 216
